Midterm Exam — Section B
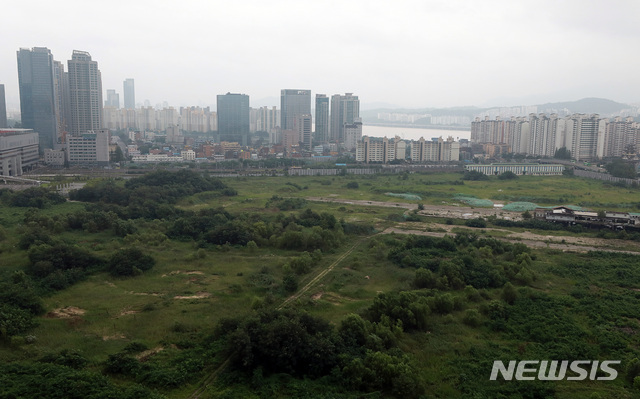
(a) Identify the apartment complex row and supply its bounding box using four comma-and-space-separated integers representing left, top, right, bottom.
471, 114, 640, 160
103, 106, 283, 135
356, 136, 459, 163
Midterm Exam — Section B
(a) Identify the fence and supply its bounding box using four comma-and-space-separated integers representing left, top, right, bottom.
574, 169, 638, 185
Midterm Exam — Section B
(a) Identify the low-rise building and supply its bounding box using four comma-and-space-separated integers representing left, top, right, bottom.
66, 130, 110, 166
534, 206, 640, 228
44, 148, 65, 166
466, 163, 564, 176
0, 128, 39, 176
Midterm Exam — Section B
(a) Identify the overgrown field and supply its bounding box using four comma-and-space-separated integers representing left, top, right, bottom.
204, 171, 640, 212
1, 170, 640, 398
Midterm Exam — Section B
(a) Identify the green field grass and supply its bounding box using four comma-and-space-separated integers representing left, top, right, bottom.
178, 172, 640, 213
3, 171, 640, 398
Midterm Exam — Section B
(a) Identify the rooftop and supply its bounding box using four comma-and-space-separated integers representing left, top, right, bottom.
0, 128, 36, 136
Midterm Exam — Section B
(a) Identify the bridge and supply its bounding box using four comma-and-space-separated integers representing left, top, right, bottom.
1, 175, 49, 185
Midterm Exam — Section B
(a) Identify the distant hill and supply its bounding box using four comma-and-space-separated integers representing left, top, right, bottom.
360, 98, 635, 125
536, 98, 632, 115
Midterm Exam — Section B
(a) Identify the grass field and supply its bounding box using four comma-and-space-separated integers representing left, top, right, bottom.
187, 172, 640, 212
2, 171, 640, 398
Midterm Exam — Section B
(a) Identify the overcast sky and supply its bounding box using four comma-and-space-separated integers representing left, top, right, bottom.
2, 0, 639, 110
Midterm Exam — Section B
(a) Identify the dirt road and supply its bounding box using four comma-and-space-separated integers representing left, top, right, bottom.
307, 196, 521, 220
308, 196, 640, 254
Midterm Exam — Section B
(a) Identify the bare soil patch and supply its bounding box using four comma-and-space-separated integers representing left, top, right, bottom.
163, 270, 205, 277
47, 306, 86, 319
174, 292, 211, 299
102, 334, 126, 341
136, 347, 164, 361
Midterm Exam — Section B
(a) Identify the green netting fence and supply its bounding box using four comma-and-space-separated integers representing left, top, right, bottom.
453, 194, 494, 208
501, 202, 539, 212
385, 192, 422, 201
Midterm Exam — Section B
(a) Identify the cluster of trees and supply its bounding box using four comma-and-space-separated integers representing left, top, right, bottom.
389, 234, 535, 290
0, 272, 43, 341
168, 207, 344, 252
103, 342, 206, 390
0, 361, 165, 399
68, 170, 236, 220
554, 146, 572, 160
606, 158, 638, 179
71, 170, 235, 206
0, 187, 66, 209
461, 170, 489, 181
215, 308, 423, 398
264, 195, 307, 211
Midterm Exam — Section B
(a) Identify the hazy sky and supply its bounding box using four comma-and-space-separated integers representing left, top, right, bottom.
2, 0, 639, 110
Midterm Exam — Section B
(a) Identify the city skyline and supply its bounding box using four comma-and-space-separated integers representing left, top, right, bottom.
1, 0, 639, 111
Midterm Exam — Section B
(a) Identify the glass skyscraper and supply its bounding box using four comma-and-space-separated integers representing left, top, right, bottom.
123, 78, 135, 109
281, 89, 311, 131
217, 93, 250, 146
17, 47, 59, 150
315, 94, 329, 143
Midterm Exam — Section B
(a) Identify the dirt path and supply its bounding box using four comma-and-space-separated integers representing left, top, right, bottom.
278, 237, 366, 310
307, 196, 521, 220
188, 236, 368, 398
310, 196, 640, 254
382, 226, 640, 254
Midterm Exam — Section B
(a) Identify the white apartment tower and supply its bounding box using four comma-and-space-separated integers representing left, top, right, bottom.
67, 50, 103, 136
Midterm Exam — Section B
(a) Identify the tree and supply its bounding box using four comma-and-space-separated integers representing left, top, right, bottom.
108, 248, 155, 277
554, 147, 572, 160
110, 146, 125, 162
462, 170, 489, 181
502, 282, 518, 304
465, 218, 487, 228
605, 158, 637, 179
522, 210, 532, 220
282, 274, 298, 293
498, 171, 518, 180
0, 304, 37, 339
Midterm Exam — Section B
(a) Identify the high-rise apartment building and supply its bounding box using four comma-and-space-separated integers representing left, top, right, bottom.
0, 84, 6, 128
330, 93, 359, 142
67, 50, 103, 136
256, 106, 280, 136
281, 89, 311, 131
315, 94, 329, 143
17, 47, 60, 150
123, 78, 135, 109
52, 60, 70, 142
295, 114, 312, 151
604, 117, 639, 158
106, 89, 120, 108
217, 93, 250, 146
411, 137, 460, 162
343, 118, 363, 151
471, 113, 612, 161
